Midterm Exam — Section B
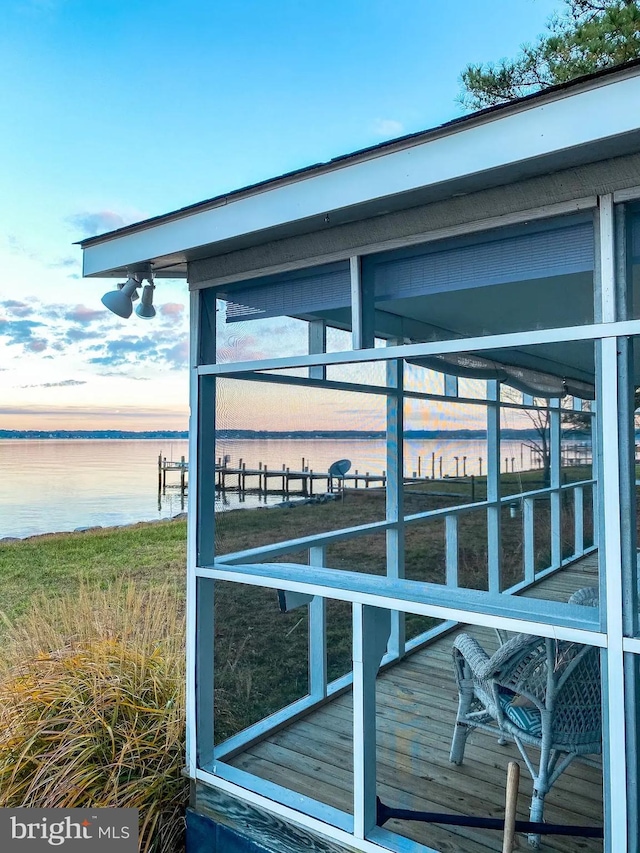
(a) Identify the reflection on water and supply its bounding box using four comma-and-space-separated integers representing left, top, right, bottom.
0, 440, 192, 539
0, 436, 589, 539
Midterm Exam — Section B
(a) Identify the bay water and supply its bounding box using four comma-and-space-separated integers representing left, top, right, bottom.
0, 437, 548, 539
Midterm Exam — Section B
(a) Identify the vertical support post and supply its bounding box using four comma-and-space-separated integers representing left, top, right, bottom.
595, 193, 628, 853
574, 485, 584, 557
599, 336, 628, 853
309, 546, 327, 700
549, 398, 561, 568
590, 398, 599, 550
186, 288, 217, 775
308, 319, 326, 381
523, 496, 535, 583
444, 374, 458, 397
487, 380, 502, 593
386, 343, 404, 659
353, 604, 390, 839
445, 514, 458, 587
617, 202, 639, 848
350, 256, 375, 350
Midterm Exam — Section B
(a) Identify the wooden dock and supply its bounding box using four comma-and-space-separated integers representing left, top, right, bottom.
223, 554, 602, 853
158, 453, 386, 496
157, 454, 487, 502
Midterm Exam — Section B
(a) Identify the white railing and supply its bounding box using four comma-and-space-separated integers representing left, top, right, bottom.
212, 476, 597, 762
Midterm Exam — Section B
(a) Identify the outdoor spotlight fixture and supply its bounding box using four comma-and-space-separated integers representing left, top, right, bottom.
101, 276, 141, 319
135, 281, 156, 319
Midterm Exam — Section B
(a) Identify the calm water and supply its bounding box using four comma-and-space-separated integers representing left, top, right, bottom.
0, 437, 569, 539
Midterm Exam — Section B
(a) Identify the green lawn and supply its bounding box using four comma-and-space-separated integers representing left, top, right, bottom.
0, 467, 593, 740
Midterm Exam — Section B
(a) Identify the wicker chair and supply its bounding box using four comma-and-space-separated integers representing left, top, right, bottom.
568, 586, 599, 607
449, 632, 601, 847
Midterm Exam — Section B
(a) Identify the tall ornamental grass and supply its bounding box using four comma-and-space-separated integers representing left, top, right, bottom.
0, 581, 188, 853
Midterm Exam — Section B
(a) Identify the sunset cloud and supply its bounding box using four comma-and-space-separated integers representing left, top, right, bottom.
26, 338, 48, 353
162, 337, 189, 368
1, 299, 32, 318
20, 379, 87, 389
160, 303, 184, 318
65, 304, 104, 323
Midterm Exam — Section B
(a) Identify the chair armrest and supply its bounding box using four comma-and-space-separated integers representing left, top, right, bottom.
452, 633, 493, 680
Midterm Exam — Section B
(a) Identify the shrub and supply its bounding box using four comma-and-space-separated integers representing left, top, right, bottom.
0, 581, 188, 853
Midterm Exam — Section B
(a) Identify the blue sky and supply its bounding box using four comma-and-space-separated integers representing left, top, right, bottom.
0, 0, 563, 429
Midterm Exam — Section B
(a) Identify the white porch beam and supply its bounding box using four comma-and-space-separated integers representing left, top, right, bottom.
198, 316, 640, 377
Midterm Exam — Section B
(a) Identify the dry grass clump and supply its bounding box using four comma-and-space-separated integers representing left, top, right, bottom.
0, 581, 188, 853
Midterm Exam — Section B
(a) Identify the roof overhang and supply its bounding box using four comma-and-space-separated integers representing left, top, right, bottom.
79, 62, 640, 281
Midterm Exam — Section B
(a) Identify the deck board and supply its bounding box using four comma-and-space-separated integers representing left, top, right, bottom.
228, 556, 603, 852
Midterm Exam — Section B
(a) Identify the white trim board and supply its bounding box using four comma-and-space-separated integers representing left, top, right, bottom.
81, 72, 640, 278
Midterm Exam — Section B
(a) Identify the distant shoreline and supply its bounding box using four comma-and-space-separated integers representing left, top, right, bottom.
0, 428, 592, 441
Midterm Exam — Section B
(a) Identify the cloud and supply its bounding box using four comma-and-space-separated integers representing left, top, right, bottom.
49, 256, 79, 269
65, 304, 104, 323
87, 335, 161, 366
162, 337, 189, 369
99, 372, 150, 381
6, 235, 38, 262
0, 404, 186, 419
67, 210, 130, 237
160, 303, 185, 319
65, 327, 105, 343
0, 318, 45, 347
1, 299, 32, 317
20, 379, 87, 389
372, 118, 405, 137
26, 338, 48, 353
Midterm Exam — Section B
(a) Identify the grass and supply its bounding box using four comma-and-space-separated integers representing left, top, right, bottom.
0, 471, 594, 734
0, 466, 596, 849
0, 520, 188, 626
0, 581, 188, 853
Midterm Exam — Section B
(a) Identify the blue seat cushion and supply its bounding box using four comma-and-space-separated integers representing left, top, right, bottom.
498, 690, 542, 737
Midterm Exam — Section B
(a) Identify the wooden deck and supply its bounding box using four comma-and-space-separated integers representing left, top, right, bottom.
229, 554, 602, 852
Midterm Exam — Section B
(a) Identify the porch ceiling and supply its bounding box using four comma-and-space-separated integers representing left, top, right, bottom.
315, 268, 640, 385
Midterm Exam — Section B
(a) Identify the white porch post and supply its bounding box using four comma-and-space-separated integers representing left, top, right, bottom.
615, 202, 639, 847
386, 342, 405, 659
487, 380, 502, 592
353, 604, 391, 839
308, 319, 326, 381
595, 193, 628, 852
309, 546, 328, 700
549, 397, 562, 569
187, 287, 217, 773
350, 256, 375, 350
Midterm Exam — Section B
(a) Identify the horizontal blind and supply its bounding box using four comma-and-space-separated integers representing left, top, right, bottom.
224, 266, 351, 323
373, 222, 594, 302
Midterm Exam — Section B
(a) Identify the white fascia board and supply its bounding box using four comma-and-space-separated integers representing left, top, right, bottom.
82, 73, 640, 278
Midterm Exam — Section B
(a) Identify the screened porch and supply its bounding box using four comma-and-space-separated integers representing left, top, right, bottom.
215, 554, 602, 853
